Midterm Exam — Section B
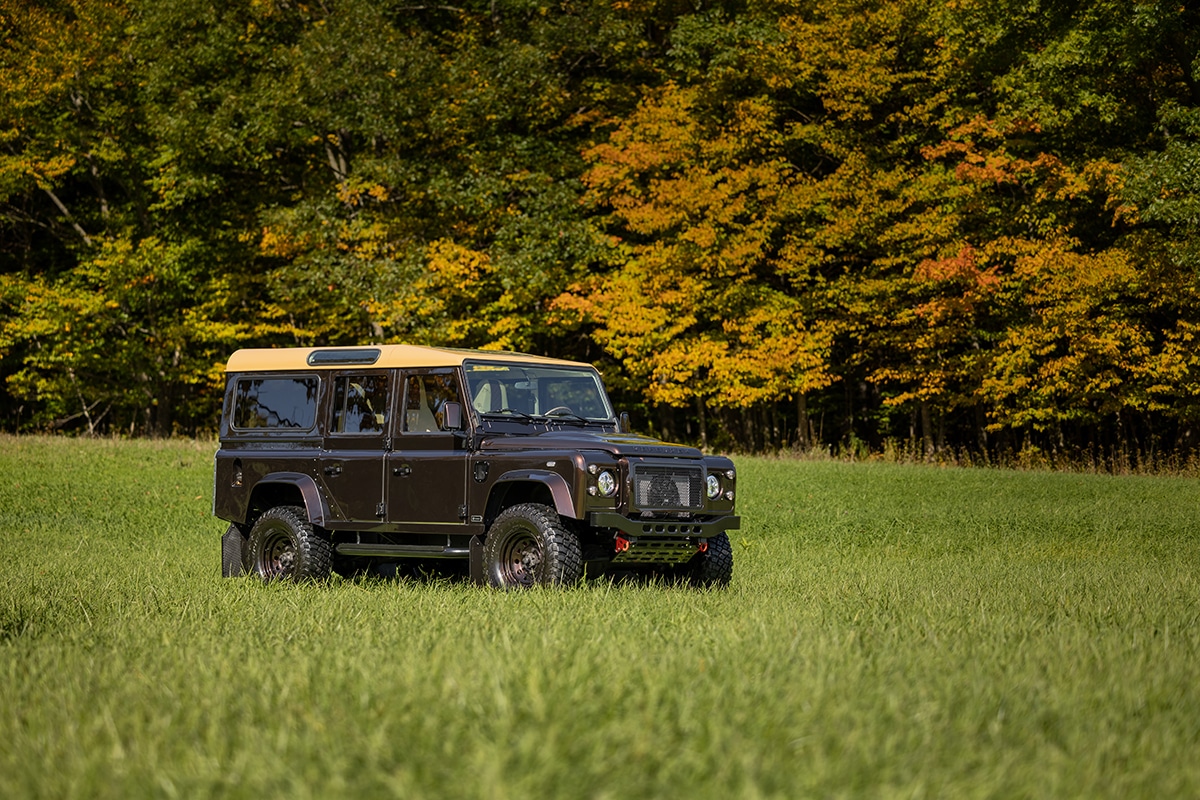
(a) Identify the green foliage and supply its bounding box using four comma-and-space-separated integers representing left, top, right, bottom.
3, 438, 1200, 796
1, 235, 251, 432
3, 0, 1200, 454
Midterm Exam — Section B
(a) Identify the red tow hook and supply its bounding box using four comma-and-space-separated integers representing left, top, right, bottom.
697, 540, 708, 553
614, 536, 631, 553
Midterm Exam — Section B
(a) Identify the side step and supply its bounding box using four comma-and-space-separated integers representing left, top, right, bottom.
334, 543, 471, 560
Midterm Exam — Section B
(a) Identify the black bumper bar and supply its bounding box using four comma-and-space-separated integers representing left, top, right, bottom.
587, 512, 741, 538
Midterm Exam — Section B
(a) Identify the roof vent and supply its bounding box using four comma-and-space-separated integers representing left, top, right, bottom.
306, 348, 382, 366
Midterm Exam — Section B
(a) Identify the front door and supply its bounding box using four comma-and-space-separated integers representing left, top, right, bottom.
387, 370, 468, 526
319, 371, 391, 523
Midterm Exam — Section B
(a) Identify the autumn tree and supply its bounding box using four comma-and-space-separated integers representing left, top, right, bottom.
3, 0, 1200, 461
0, 0, 243, 433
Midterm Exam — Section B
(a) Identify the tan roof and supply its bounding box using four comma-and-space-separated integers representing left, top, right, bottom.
224, 344, 591, 373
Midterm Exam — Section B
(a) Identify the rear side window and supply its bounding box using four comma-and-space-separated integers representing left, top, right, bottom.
232, 377, 319, 430
331, 375, 389, 434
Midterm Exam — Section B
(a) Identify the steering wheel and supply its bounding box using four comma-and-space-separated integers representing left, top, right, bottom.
544, 406, 574, 416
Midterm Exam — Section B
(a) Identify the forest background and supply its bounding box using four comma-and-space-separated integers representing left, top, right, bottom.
3, 0, 1200, 463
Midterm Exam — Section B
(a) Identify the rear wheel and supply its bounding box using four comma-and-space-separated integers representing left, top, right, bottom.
484, 503, 582, 588
245, 505, 333, 583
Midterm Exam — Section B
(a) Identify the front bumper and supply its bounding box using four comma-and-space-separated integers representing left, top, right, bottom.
588, 511, 741, 538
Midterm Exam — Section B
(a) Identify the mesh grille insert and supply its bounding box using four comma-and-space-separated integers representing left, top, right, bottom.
632, 466, 703, 510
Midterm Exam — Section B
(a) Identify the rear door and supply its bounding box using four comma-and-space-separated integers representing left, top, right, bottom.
319, 371, 391, 523
387, 369, 469, 526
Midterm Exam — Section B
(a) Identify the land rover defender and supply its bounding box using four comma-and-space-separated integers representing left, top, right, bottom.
213, 345, 739, 587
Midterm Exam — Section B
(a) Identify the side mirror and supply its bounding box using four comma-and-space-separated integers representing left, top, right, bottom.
619, 411, 632, 434
441, 401, 464, 431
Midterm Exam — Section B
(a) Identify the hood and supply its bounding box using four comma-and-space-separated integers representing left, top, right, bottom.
479, 429, 704, 458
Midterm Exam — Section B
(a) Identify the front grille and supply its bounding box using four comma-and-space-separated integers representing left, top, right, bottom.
632, 465, 703, 510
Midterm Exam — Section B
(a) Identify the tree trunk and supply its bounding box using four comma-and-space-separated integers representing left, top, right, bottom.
920, 400, 935, 459
796, 394, 811, 450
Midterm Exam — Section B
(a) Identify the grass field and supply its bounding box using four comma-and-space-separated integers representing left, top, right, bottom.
1, 435, 1198, 798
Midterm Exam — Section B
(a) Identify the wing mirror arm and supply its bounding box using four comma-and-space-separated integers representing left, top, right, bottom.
441, 401, 476, 450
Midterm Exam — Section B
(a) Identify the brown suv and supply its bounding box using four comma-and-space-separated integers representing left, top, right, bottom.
213, 345, 738, 587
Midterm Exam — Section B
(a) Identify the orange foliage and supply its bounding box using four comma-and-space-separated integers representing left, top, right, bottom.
558, 83, 834, 409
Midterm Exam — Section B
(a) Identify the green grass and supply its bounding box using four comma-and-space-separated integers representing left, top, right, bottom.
1, 436, 1198, 798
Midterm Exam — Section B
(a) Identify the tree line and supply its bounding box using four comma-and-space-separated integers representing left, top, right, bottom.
2, 0, 1199, 460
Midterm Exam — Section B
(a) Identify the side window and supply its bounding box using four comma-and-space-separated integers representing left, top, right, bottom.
233, 377, 319, 430
404, 373, 461, 433
331, 375, 389, 434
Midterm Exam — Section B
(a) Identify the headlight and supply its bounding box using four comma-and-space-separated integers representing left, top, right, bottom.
706, 474, 722, 499
596, 469, 618, 497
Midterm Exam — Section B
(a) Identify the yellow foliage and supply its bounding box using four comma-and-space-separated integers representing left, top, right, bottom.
259, 226, 314, 259
562, 81, 842, 408
425, 239, 491, 284
335, 178, 391, 207
979, 243, 1149, 429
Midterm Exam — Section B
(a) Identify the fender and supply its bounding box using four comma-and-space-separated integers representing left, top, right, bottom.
250, 472, 331, 528
492, 469, 576, 520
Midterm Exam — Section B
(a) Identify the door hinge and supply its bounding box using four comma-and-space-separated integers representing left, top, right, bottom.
458, 504, 468, 520
376, 502, 386, 518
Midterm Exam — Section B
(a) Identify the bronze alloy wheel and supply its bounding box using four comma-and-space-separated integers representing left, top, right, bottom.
483, 503, 582, 588
494, 527, 541, 587
256, 526, 296, 578
245, 505, 332, 583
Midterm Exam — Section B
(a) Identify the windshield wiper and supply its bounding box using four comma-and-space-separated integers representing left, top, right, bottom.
539, 410, 590, 424
481, 409, 537, 422
481, 409, 596, 426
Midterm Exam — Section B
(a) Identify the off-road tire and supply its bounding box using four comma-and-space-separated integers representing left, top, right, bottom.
483, 503, 583, 588
244, 505, 333, 583
687, 532, 733, 588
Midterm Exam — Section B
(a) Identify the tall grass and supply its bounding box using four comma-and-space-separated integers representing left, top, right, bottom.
1, 435, 1197, 798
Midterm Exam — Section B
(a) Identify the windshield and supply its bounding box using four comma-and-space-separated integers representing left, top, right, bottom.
463, 362, 615, 422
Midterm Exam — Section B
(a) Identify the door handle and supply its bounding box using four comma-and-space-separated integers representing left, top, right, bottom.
393, 465, 413, 477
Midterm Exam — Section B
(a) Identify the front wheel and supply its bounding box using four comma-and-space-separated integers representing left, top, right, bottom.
686, 532, 733, 587
245, 505, 333, 583
483, 503, 582, 588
